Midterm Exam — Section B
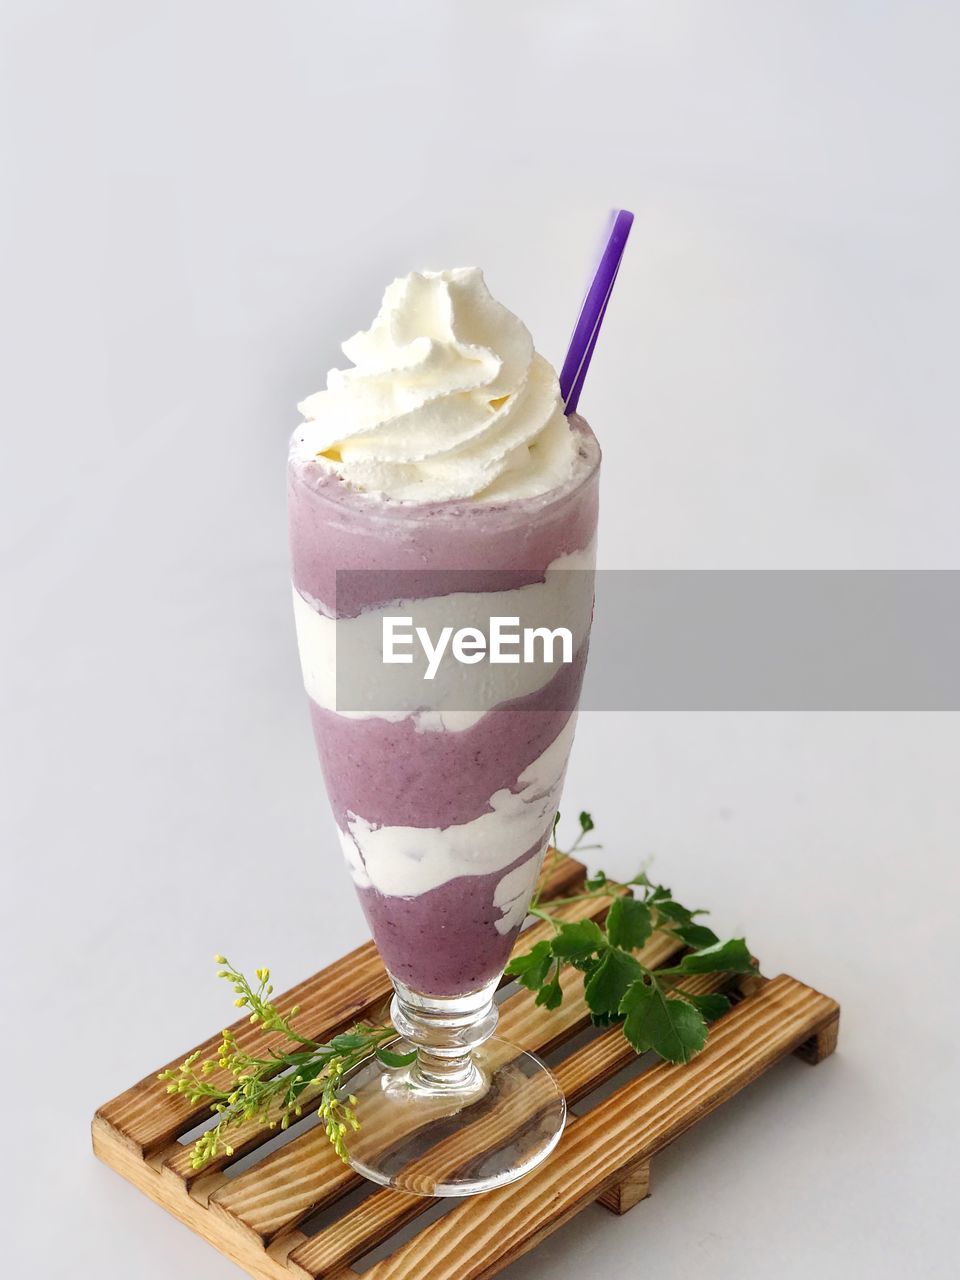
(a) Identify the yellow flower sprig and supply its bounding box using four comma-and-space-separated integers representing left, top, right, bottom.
158, 957, 406, 1168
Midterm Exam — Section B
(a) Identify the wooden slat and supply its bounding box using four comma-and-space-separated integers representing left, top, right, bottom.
289, 1188, 427, 1280
162, 1083, 326, 1193
160, 857, 591, 1191
795, 1009, 841, 1064
363, 963, 722, 1199
98, 943, 390, 1159
598, 1160, 651, 1215
92, 1117, 306, 1280
102, 852, 583, 1162
221, 959, 608, 1253
93, 850, 840, 1280
552, 970, 730, 1100
209, 906, 682, 1246
357, 975, 839, 1280
286, 969, 730, 1278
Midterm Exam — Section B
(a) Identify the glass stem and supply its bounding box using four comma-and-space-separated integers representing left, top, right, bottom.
389, 975, 500, 1094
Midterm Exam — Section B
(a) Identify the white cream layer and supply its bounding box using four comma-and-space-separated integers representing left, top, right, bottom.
292, 541, 595, 732
337, 712, 576, 909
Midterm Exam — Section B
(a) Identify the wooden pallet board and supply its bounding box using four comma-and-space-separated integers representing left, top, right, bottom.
92, 854, 840, 1279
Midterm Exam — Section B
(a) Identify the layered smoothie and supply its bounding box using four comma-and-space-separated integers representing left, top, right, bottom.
289, 268, 599, 997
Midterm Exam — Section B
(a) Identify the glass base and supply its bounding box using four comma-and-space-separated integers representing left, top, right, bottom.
338, 1036, 567, 1196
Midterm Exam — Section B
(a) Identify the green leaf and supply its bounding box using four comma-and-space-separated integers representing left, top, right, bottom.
620, 978, 709, 1063
551, 918, 606, 960
674, 921, 720, 949
626, 870, 653, 889
329, 1032, 376, 1053
375, 1045, 418, 1068
679, 991, 731, 1022
536, 983, 563, 1010
584, 869, 608, 891
578, 811, 595, 833
655, 899, 698, 925
287, 1056, 332, 1097
606, 896, 653, 950
678, 938, 756, 974
505, 939, 553, 990
552, 811, 561, 839
584, 948, 645, 1016
535, 964, 563, 1010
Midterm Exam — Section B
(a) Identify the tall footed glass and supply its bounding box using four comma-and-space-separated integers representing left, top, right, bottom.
288, 416, 600, 1196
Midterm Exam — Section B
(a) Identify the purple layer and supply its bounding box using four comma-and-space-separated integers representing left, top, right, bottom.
288, 415, 600, 617
290, 413, 600, 996
308, 644, 586, 829
356, 836, 550, 996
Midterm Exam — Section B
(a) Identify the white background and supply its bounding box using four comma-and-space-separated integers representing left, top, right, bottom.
2, 2, 958, 1276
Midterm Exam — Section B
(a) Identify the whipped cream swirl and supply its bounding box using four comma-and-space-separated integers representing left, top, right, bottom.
294, 268, 578, 503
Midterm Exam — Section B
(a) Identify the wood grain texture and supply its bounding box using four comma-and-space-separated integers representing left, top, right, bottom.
102, 852, 583, 1165
286, 971, 729, 1278
598, 1160, 651, 1214
98, 942, 390, 1160
209, 902, 682, 1245
360, 975, 839, 1280
92, 1116, 306, 1280
794, 1009, 841, 1064
92, 858, 840, 1280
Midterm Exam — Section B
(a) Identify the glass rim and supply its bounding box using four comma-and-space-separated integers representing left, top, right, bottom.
287, 412, 601, 525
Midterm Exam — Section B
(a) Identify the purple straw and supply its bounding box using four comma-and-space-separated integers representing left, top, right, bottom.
559, 208, 634, 415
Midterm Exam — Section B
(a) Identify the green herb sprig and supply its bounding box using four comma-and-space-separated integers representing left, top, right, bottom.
158, 959, 411, 1167
165, 809, 756, 1169
508, 811, 758, 1064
